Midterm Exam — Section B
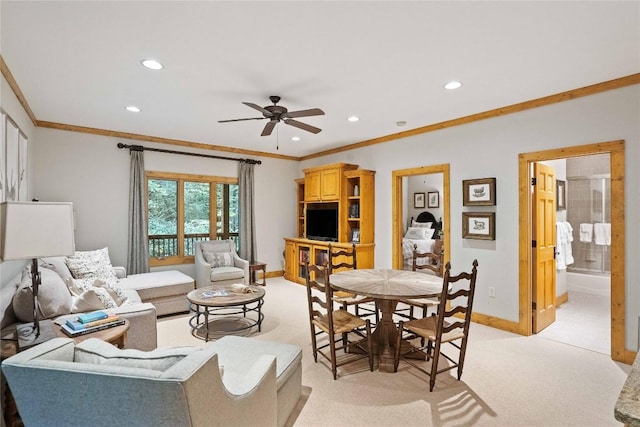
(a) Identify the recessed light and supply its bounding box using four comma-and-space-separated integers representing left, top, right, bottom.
126, 106, 141, 113
347, 116, 360, 122
141, 59, 163, 70
291, 136, 301, 141
444, 81, 462, 90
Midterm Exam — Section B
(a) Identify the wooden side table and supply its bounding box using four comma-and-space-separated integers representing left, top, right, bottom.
249, 261, 267, 286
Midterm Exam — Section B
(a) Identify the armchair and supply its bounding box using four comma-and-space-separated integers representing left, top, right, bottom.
1, 337, 278, 427
195, 240, 249, 288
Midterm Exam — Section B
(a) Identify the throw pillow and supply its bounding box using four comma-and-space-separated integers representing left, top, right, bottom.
404, 227, 433, 240
65, 247, 118, 283
411, 220, 433, 229
13, 266, 73, 322
74, 338, 199, 372
213, 252, 233, 268
202, 250, 217, 265
70, 288, 112, 313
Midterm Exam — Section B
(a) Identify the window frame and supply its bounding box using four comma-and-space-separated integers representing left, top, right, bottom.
146, 171, 238, 267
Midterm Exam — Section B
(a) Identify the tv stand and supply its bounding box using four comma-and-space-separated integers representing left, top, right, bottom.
283, 238, 375, 284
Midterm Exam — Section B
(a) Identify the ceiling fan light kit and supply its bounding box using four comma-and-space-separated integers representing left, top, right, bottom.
218, 95, 324, 136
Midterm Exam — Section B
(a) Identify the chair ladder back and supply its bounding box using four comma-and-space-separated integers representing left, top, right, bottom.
412, 243, 443, 276
328, 243, 357, 273
304, 259, 374, 379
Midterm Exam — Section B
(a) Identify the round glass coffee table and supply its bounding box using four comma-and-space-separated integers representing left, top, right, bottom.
187, 286, 265, 341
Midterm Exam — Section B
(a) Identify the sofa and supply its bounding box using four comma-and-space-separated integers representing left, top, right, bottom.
2, 335, 303, 427
194, 240, 249, 288
0, 248, 193, 352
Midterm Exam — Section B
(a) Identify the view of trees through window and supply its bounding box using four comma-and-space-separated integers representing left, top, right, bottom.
147, 174, 239, 263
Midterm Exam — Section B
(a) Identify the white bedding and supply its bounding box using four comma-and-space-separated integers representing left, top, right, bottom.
402, 237, 437, 268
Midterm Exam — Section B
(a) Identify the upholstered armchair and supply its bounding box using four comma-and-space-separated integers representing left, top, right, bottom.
195, 240, 249, 288
1, 337, 278, 427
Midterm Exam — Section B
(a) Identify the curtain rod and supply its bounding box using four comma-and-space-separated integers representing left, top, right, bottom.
117, 142, 262, 164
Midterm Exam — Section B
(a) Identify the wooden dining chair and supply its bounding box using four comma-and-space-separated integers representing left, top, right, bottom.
328, 243, 379, 324
394, 260, 479, 391
396, 241, 445, 320
304, 260, 374, 380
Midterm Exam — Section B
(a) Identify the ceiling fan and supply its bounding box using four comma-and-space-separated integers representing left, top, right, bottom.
218, 96, 324, 136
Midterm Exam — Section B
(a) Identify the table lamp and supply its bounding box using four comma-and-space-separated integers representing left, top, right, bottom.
0, 201, 75, 349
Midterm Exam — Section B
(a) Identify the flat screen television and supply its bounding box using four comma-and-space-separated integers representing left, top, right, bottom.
306, 207, 338, 241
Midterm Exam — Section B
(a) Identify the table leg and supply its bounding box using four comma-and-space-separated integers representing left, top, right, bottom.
373, 299, 399, 373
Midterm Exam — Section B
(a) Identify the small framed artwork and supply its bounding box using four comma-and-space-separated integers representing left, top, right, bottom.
462, 212, 495, 240
556, 179, 566, 211
463, 178, 496, 206
414, 192, 425, 209
427, 191, 439, 208
351, 228, 360, 243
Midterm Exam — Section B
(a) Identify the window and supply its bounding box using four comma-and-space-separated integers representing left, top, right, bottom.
147, 171, 238, 266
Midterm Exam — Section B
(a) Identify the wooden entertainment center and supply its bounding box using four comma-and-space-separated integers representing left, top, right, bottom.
284, 163, 375, 284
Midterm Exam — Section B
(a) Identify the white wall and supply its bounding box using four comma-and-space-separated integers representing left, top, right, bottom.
31, 127, 299, 277
301, 85, 640, 350
0, 73, 37, 285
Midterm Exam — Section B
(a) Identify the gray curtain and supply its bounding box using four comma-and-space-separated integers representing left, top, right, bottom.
239, 162, 257, 263
126, 150, 150, 274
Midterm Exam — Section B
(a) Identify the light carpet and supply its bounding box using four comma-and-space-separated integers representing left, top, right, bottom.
157, 277, 631, 427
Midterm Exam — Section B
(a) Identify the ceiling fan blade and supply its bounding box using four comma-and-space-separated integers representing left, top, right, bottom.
242, 102, 273, 117
218, 117, 267, 123
284, 108, 325, 119
283, 118, 322, 134
261, 120, 277, 136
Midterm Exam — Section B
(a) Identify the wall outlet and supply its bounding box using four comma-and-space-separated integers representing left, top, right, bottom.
488, 287, 496, 298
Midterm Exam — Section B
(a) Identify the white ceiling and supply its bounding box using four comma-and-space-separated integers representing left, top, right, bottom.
1, 1, 638, 159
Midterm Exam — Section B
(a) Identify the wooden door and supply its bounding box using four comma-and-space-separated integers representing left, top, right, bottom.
532, 163, 557, 333
305, 171, 321, 201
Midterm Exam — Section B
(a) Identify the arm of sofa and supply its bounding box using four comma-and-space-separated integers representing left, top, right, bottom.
162, 346, 278, 427
233, 253, 250, 286
112, 266, 127, 279
53, 302, 158, 351
194, 243, 212, 288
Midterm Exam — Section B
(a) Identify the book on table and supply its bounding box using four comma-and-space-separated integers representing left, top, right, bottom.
77, 310, 109, 324
65, 314, 121, 331
62, 316, 125, 337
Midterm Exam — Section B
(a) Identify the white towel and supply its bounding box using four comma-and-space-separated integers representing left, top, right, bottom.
579, 223, 593, 242
555, 222, 575, 270
594, 223, 611, 246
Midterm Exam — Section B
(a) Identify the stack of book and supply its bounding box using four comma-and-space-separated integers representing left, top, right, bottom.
61, 310, 125, 337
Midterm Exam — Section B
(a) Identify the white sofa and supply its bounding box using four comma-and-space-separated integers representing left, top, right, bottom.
0, 256, 160, 351
2, 335, 303, 427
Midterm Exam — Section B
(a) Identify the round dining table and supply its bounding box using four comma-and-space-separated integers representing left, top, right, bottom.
330, 268, 444, 373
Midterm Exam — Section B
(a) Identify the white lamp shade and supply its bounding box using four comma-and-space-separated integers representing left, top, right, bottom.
0, 201, 76, 260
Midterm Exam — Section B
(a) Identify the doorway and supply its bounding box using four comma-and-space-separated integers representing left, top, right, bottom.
534, 156, 612, 355
518, 141, 627, 363
391, 164, 450, 269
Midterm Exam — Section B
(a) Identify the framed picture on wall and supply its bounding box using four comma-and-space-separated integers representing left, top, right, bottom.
556, 179, 566, 210
427, 191, 439, 208
462, 212, 495, 240
463, 178, 496, 206
414, 192, 425, 209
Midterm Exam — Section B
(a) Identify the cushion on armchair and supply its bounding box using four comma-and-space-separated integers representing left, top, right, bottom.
74, 338, 198, 371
